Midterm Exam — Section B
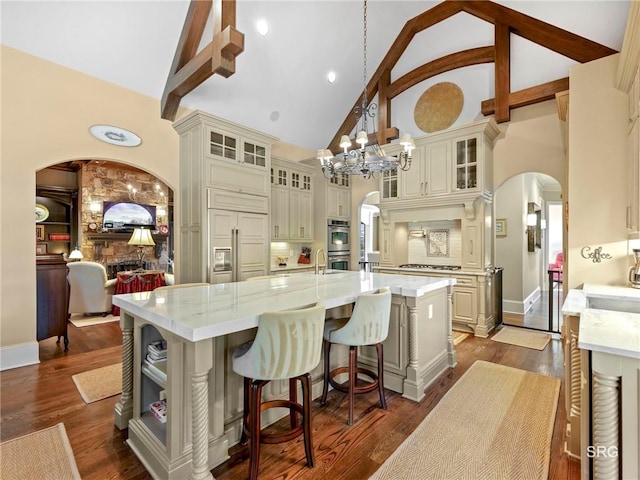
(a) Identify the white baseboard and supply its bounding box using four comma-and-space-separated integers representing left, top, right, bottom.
503, 286, 542, 316
524, 287, 541, 314
0, 342, 39, 371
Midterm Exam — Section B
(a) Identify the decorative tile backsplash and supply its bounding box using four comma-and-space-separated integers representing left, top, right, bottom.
408, 220, 462, 265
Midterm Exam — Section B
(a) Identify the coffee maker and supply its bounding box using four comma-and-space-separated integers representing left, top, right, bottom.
629, 248, 640, 289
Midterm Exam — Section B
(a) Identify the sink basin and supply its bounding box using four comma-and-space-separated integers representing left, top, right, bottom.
587, 296, 640, 314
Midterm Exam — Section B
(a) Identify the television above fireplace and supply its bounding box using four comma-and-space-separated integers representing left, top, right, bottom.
102, 201, 156, 231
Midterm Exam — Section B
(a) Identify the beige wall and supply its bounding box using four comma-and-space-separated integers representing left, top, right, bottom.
493, 100, 566, 189
567, 54, 630, 289
0, 47, 181, 362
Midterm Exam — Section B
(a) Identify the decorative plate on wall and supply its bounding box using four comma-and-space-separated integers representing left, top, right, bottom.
35, 203, 49, 222
414, 82, 464, 133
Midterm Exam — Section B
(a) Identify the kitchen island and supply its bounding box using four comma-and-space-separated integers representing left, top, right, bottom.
112, 271, 455, 480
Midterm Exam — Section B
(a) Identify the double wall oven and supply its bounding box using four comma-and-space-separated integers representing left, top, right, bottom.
327, 220, 350, 270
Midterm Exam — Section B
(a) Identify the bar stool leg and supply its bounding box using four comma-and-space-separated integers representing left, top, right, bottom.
240, 376, 250, 445
348, 346, 357, 425
248, 380, 265, 480
289, 377, 299, 429
301, 373, 315, 467
321, 339, 331, 405
376, 343, 387, 410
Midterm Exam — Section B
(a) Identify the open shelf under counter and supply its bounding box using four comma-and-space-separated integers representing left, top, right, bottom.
140, 410, 167, 445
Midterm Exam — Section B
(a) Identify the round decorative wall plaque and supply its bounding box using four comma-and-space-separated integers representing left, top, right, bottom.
414, 82, 464, 133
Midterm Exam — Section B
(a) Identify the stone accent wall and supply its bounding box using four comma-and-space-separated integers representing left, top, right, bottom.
80, 161, 171, 266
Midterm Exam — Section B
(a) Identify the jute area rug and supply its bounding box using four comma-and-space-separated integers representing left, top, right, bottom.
69, 313, 119, 328
492, 326, 552, 350
72, 363, 122, 404
453, 330, 470, 346
370, 360, 560, 480
0, 423, 81, 480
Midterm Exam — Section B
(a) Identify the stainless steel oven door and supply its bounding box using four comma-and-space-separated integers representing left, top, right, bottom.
328, 254, 350, 271
327, 225, 350, 253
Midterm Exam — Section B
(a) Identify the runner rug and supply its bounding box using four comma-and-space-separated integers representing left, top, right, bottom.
0, 423, 81, 480
491, 326, 552, 350
370, 360, 560, 480
72, 363, 122, 404
69, 313, 119, 328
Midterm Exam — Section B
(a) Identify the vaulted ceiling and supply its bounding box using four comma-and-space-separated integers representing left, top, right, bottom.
0, 1, 631, 155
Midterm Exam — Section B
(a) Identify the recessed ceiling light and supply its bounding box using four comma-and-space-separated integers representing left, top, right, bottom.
89, 125, 142, 147
256, 19, 269, 36
327, 71, 337, 83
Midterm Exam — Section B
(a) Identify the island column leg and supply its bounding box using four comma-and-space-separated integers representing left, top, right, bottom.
114, 312, 134, 430
189, 340, 214, 480
402, 300, 425, 402
446, 286, 457, 367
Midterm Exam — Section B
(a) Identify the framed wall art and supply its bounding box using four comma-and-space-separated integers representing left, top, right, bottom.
495, 218, 507, 237
36, 244, 47, 255
36, 225, 45, 241
427, 229, 449, 257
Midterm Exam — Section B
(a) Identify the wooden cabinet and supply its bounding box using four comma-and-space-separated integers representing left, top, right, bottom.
36, 254, 70, 349
380, 168, 399, 201
270, 159, 315, 241
327, 185, 351, 220
36, 187, 77, 256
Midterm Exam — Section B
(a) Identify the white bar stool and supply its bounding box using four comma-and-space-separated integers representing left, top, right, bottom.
321, 287, 392, 425
232, 302, 326, 480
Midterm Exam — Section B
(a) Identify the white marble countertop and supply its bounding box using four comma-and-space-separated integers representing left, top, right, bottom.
271, 264, 316, 272
373, 265, 490, 276
113, 271, 455, 342
578, 308, 640, 359
562, 284, 640, 359
561, 289, 586, 316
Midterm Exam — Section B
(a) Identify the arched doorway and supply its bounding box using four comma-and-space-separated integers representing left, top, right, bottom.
494, 172, 563, 332
36, 158, 174, 361
357, 191, 380, 271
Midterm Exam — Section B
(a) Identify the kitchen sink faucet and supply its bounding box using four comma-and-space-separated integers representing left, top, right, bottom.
315, 249, 327, 275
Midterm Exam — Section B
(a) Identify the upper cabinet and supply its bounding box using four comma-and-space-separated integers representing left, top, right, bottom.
327, 185, 351, 220
380, 118, 499, 207
628, 67, 640, 237
270, 159, 315, 241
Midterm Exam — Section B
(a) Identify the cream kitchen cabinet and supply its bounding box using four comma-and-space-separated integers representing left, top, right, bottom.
270, 187, 289, 240
174, 110, 278, 283
401, 141, 450, 199
270, 159, 315, 241
289, 190, 314, 241
327, 185, 351, 220
380, 118, 499, 206
627, 66, 640, 237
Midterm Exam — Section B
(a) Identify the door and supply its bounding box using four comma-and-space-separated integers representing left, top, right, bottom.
208, 209, 269, 283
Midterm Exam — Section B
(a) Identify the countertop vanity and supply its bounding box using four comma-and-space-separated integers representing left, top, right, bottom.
112, 271, 456, 480
561, 284, 640, 480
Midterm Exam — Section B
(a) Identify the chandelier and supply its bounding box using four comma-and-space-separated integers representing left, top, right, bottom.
318, 0, 414, 179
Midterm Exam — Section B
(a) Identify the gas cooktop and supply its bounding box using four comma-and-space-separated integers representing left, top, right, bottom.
398, 264, 461, 271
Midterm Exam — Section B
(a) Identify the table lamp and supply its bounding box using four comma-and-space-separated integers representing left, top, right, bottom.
128, 227, 155, 270
68, 246, 84, 261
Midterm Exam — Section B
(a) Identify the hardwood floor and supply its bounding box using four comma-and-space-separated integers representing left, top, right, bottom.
1, 320, 580, 480
503, 286, 565, 332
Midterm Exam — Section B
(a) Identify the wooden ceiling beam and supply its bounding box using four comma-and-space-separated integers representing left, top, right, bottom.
494, 23, 511, 122
458, 0, 617, 63
327, 1, 464, 152
161, 0, 244, 121
388, 46, 494, 99
481, 77, 570, 116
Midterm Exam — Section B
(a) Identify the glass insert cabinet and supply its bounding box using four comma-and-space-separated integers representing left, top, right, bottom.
455, 137, 477, 190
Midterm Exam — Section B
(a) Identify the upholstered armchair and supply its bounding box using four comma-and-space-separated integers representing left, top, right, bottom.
68, 262, 117, 316
548, 252, 564, 282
